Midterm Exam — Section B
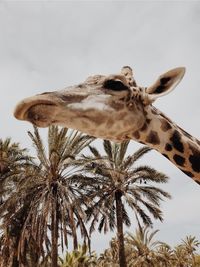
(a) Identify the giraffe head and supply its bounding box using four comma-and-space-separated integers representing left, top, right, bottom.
14, 66, 185, 141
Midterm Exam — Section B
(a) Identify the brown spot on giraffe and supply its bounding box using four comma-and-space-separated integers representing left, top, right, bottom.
189, 144, 200, 173
146, 131, 160, 145
146, 118, 151, 124
160, 119, 172, 132
140, 122, 148, 132
170, 130, 184, 153
133, 131, 140, 139
173, 154, 185, 166
165, 143, 173, 151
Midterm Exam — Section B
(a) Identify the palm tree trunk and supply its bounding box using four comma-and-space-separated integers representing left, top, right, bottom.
12, 242, 19, 267
51, 201, 58, 267
12, 257, 19, 267
115, 191, 127, 267
70, 207, 78, 250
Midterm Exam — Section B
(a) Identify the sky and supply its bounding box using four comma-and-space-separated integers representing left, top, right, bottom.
0, 1, 200, 253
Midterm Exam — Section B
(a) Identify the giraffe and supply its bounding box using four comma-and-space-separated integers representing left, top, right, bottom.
14, 66, 200, 184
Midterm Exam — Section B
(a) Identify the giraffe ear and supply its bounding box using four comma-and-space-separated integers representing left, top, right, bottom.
146, 67, 186, 101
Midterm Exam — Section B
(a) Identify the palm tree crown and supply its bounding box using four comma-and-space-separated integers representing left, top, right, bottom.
78, 140, 171, 267
0, 126, 94, 267
0, 138, 31, 201
0, 138, 33, 267
82, 141, 171, 230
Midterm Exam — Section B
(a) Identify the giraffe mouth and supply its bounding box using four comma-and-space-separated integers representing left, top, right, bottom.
25, 103, 59, 127
14, 97, 60, 127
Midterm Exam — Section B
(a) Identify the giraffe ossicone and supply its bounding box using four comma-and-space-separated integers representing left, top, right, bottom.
14, 66, 200, 184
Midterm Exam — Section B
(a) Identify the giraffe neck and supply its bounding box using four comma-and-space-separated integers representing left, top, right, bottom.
131, 106, 200, 184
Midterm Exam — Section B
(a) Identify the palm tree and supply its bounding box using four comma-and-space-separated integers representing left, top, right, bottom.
97, 237, 133, 267
97, 227, 171, 267
0, 138, 31, 201
0, 138, 32, 267
156, 243, 174, 267
79, 140, 171, 267
194, 254, 200, 267
172, 236, 200, 267
181, 235, 200, 265
0, 126, 94, 267
125, 226, 168, 267
60, 244, 97, 267
173, 245, 189, 267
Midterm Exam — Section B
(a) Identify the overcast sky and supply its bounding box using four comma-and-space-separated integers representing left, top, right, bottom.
0, 1, 200, 253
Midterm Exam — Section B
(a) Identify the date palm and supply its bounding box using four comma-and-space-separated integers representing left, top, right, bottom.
60, 244, 97, 267
181, 236, 200, 260
0, 138, 32, 267
79, 140, 171, 267
0, 138, 31, 201
97, 227, 170, 267
173, 245, 189, 267
173, 236, 200, 267
126, 226, 168, 267
97, 237, 133, 267
156, 244, 174, 267
0, 126, 94, 267
194, 255, 200, 267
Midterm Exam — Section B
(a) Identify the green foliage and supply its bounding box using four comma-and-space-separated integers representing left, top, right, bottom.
0, 138, 32, 200
60, 245, 97, 267
97, 227, 200, 267
0, 138, 33, 267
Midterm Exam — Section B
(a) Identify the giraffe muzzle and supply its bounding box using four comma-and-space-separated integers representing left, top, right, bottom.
14, 95, 60, 127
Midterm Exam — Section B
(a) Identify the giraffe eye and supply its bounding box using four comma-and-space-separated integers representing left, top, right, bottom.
104, 80, 129, 91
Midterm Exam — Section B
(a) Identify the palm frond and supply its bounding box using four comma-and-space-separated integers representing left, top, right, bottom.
103, 140, 113, 161
123, 146, 152, 170
88, 145, 102, 158
117, 140, 129, 165
28, 126, 49, 168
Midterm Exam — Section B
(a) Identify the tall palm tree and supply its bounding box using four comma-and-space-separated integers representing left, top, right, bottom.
0, 126, 94, 267
0, 138, 32, 267
79, 140, 171, 267
0, 138, 31, 201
